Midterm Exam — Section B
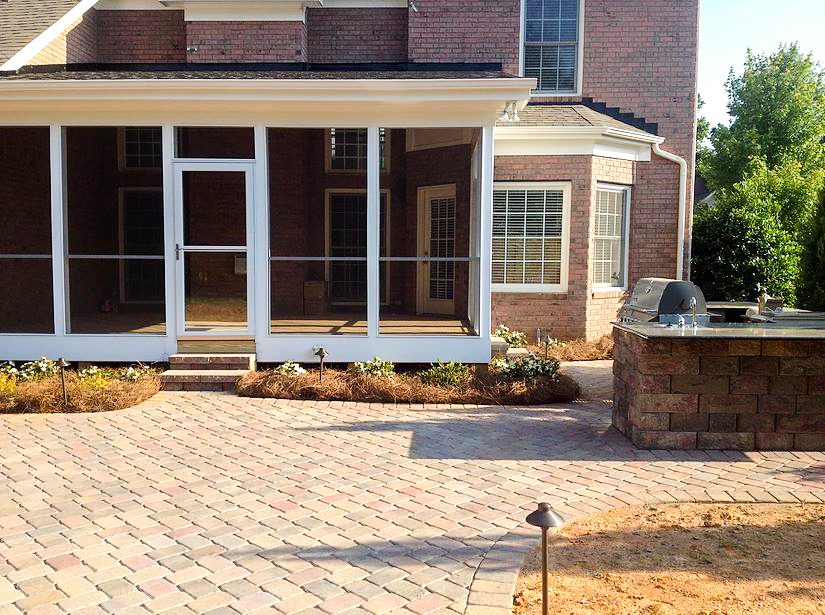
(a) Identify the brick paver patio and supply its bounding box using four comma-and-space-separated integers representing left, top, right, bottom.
1, 366, 824, 614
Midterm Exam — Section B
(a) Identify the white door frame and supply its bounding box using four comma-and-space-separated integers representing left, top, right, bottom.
417, 184, 457, 315
172, 161, 256, 338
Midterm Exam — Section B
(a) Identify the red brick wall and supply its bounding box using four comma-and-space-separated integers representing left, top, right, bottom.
306, 8, 408, 63
186, 21, 306, 63
97, 10, 186, 63
407, 0, 520, 74
32, 9, 98, 65
493, 155, 594, 340
582, 0, 700, 279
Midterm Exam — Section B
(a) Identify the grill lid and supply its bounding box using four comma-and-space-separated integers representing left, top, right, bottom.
621, 278, 707, 323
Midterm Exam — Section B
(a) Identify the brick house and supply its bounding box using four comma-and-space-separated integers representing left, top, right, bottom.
0, 0, 698, 364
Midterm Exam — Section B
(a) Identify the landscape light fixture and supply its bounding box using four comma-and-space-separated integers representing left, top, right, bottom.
56, 358, 70, 407
313, 346, 329, 382
525, 502, 564, 615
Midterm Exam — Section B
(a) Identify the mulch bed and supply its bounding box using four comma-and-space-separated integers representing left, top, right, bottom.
238, 368, 580, 405
0, 375, 160, 414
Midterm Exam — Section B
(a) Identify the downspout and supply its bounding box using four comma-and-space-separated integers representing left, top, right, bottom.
652, 142, 688, 281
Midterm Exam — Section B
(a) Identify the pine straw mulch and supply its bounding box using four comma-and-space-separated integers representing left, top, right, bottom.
529, 335, 614, 362
0, 374, 161, 414
237, 368, 580, 405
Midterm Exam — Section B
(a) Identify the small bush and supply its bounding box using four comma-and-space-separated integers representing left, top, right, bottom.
350, 358, 395, 378
274, 361, 307, 376
19, 358, 60, 381
120, 365, 156, 383
494, 324, 528, 348
78, 366, 116, 390
0, 362, 20, 379
0, 373, 16, 395
491, 354, 560, 382
419, 361, 471, 388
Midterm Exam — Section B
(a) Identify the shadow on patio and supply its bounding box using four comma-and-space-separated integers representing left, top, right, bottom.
294, 403, 754, 462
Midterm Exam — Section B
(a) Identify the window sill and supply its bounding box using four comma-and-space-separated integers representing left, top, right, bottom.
492, 284, 568, 294
591, 287, 627, 297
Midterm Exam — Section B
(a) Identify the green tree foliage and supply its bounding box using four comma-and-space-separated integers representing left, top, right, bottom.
696, 94, 710, 163
692, 161, 822, 305
699, 45, 825, 190
799, 190, 825, 309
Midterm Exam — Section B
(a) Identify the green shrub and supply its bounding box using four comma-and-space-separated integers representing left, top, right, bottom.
0, 362, 19, 379
120, 365, 156, 382
419, 361, 471, 388
274, 361, 307, 376
491, 354, 560, 382
78, 366, 116, 389
350, 358, 395, 378
0, 373, 16, 395
18, 358, 60, 381
494, 324, 528, 348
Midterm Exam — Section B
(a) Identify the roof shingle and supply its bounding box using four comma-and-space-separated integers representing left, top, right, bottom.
497, 104, 653, 137
0, 0, 84, 64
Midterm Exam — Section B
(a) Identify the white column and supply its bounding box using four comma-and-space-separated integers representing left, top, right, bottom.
49, 125, 68, 336
366, 126, 380, 338
253, 125, 270, 345
161, 124, 176, 355
479, 124, 495, 348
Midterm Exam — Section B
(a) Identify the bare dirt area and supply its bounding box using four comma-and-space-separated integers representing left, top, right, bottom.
514, 503, 825, 615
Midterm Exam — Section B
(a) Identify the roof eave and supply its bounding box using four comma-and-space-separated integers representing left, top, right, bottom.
0, 76, 537, 103
495, 124, 664, 145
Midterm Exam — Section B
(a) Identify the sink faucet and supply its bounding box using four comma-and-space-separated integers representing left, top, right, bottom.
689, 296, 697, 327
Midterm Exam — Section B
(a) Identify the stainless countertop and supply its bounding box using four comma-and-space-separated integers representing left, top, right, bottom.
614, 321, 825, 340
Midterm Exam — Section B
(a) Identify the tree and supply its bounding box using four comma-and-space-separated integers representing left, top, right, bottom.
691, 161, 822, 305
696, 94, 710, 165
799, 189, 825, 309
699, 44, 825, 190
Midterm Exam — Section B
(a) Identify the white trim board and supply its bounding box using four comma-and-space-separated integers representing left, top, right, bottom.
0, 0, 101, 71
495, 126, 659, 162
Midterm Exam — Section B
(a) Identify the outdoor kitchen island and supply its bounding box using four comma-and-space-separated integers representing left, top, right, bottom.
612, 322, 825, 451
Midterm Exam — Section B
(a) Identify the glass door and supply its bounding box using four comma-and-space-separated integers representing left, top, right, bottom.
173, 163, 254, 336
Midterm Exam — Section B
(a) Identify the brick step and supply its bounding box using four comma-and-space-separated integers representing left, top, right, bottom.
169, 353, 256, 371
160, 369, 250, 392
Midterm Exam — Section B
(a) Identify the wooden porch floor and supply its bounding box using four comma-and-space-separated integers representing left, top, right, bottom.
69, 314, 476, 336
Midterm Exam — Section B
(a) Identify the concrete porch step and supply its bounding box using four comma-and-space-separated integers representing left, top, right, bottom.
169, 353, 256, 371
160, 369, 250, 392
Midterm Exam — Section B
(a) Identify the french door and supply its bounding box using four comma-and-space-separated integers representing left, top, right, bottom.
417, 184, 457, 315
173, 162, 255, 337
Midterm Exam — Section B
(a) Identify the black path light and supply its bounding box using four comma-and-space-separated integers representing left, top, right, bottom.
313, 346, 329, 382
526, 502, 565, 615
56, 358, 70, 407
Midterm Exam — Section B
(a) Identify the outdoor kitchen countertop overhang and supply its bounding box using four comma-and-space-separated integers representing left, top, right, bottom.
613, 321, 825, 340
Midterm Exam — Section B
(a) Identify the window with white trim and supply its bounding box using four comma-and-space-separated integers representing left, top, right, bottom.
122, 127, 162, 169
523, 0, 580, 93
327, 128, 387, 171
492, 183, 570, 292
593, 185, 630, 288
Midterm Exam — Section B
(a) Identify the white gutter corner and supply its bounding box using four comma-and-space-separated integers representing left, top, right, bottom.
652, 142, 688, 281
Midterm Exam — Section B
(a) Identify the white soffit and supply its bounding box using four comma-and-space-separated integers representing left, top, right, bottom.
494, 126, 662, 162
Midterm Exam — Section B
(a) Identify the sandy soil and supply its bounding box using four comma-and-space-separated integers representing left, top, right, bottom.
514, 503, 825, 615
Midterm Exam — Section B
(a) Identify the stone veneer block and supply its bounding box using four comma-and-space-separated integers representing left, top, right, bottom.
737, 414, 776, 433
700, 395, 757, 414
740, 356, 779, 376
671, 375, 728, 395
697, 432, 755, 450
631, 394, 697, 414
708, 413, 737, 433
758, 395, 796, 415
780, 357, 825, 376
701, 356, 740, 376
797, 396, 825, 414
756, 432, 794, 450
632, 430, 697, 450
768, 376, 808, 395
795, 433, 825, 450
730, 376, 769, 395
670, 413, 709, 432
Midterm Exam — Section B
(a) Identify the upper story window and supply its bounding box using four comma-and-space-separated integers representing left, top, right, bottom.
327, 128, 388, 172
492, 183, 571, 293
593, 185, 630, 289
523, 0, 580, 94
121, 127, 162, 170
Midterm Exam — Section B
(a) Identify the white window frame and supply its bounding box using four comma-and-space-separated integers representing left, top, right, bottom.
118, 126, 163, 171
325, 128, 390, 173
519, 0, 585, 97
491, 181, 571, 294
592, 183, 631, 291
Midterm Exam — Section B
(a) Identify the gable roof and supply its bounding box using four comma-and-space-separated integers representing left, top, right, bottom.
0, 0, 98, 70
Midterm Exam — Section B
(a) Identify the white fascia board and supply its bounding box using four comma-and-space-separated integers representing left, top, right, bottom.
494, 126, 658, 162
159, 1, 321, 21
99, 0, 407, 8
0, 0, 101, 72
0, 77, 536, 103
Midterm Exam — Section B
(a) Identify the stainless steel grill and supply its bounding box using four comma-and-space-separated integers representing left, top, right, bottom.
620, 278, 709, 327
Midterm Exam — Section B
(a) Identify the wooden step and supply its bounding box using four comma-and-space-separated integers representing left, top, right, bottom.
169, 353, 256, 371
160, 369, 249, 392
